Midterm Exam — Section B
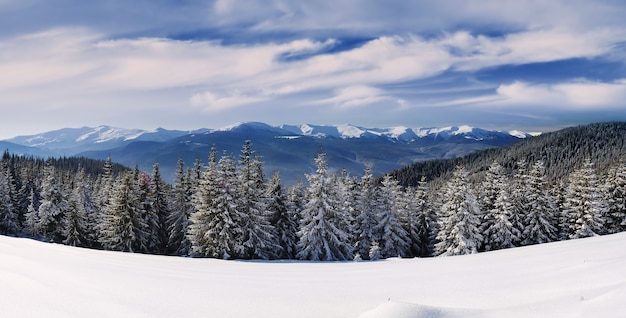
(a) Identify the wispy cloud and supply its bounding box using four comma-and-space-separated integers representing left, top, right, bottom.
0, 0, 625, 137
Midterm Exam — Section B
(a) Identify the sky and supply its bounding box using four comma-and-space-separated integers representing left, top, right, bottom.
0, 0, 625, 139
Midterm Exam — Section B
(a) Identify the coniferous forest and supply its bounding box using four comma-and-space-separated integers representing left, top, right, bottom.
1, 122, 625, 260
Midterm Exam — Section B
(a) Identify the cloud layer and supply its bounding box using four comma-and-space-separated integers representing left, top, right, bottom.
0, 1, 625, 137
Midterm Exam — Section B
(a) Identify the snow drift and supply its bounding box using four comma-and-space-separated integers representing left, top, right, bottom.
1, 233, 625, 317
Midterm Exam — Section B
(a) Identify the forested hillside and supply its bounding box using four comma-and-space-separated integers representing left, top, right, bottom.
390, 121, 626, 187
0, 122, 624, 261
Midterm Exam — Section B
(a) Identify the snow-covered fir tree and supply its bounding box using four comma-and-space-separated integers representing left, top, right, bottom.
267, 171, 299, 259
187, 147, 222, 257
479, 161, 502, 243
144, 163, 170, 254
23, 188, 40, 237
192, 152, 244, 259
334, 170, 357, 253
481, 162, 520, 251
403, 177, 436, 257
508, 160, 530, 246
353, 163, 380, 260
62, 168, 93, 247
297, 152, 353, 261
99, 171, 148, 252
604, 161, 626, 233
563, 159, 606, 239
38, 159, 68, 243
0, 162, 19, 235
374, 175, 410, 258
522, 161, 558, 245
435, 166, 483, 256
237, 141, 280, 259
167, 158, 194, 256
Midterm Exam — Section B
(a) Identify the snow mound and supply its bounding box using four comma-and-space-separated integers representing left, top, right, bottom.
360, 301, 480, 318
2, 232, 626, 317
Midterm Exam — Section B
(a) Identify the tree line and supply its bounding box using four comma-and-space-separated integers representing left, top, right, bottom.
1, 127, 625, 260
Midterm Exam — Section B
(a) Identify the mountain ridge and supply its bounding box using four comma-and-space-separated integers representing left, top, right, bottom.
1, 122, 535, 184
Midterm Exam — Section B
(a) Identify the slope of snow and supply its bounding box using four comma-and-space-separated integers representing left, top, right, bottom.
1, 233, 625, 317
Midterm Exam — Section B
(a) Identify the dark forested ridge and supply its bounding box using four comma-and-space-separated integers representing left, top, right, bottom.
390, 122, 626, 187
0, 122, 624, 261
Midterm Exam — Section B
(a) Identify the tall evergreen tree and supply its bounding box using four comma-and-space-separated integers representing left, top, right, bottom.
237, 141, 280, 259
167, 158, 194, 255
24, 188, 40, 237
522, 161, 558, 245
482, 162, 519, 251
353, 164, 379, 260
403, 177, 436, 257
564, 159, 606, 238
604, 161, 626, 233
267, 171, 298, 259
99, 171, 148, 252
374, 175, 410, 258
297, 153, 353, 261
144, 163, 171, 254
435, 166, 483, 256
62, 168, 93, 247
0, 162, 19, 235
38, 159, 68, 243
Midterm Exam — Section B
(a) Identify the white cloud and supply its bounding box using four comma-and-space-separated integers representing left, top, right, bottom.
190, 91, 268, 111
495, 80, 626, 109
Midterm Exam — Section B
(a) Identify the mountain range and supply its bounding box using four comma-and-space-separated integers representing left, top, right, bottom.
1, 122, 535, 184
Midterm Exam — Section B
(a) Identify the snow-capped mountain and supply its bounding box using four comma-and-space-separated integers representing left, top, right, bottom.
279, 123, 532, 142
4, 126, 209, 155
2, 122, 534, 184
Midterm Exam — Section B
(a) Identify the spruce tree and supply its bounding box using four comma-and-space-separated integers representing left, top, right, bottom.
354, 164, 379, 260
62, 168, 93, 247
404, 177, 436, 257
522, 161, 558, 245
434, 166, 483, 256
23, 188, 40, 237
38, 159, 68, 243
267, 171, 298, 259
564, 159, 606, 238
237, 141, 280, 259
374, 175, 410, 258
482, 162, 519, 251
0, 163, 19, 235
297, 152, 353, 261
604, 161, 626, 233
167, 158, 194, 255
99, 171, 148, 252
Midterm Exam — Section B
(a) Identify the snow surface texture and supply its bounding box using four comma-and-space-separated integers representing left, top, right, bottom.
2, 233, 625, 317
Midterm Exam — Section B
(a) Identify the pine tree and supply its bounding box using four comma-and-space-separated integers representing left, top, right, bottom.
62, 168, 93, 247
435, 166, 483, 256
267, 171, 298, 259
38, 159, 68, 243
374, 175, 410, 258
403, 177, 436, 257
144, 163, 170, 254
0, 163, 19, 235
604, 161, 626, 233
564, 159, 606, 238
508, 160, 530, 246
353, 164, 379, 260
522, 161, 558, 245
482, 162, 520, 251
23, 188, 40, 237
237, 141, 280, 259
297, 152, 353, 261
187, 147, 222, 257
99, 171, 148, 252
167, 158, 194, 255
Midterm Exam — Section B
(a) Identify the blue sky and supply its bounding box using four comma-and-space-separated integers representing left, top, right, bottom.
0, 0, 625, 138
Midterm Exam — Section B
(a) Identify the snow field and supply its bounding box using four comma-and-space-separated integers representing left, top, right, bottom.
1, 232, 626, 317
